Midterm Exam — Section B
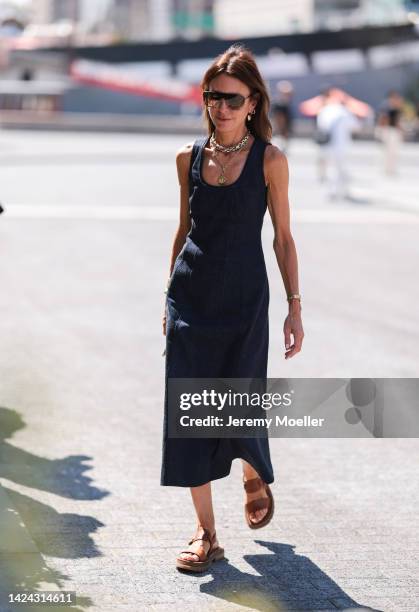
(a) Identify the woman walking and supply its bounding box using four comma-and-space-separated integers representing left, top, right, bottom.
161, 44, 304, 572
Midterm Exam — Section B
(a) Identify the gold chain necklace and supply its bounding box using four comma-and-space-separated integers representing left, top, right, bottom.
211, 142, 253, 185
210, 129, 250, 154
211, 149, 236, 185
209, 130, 251, 185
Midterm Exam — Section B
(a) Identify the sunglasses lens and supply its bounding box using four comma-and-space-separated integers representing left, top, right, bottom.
203, 92, 218, 107
203, 91, 247, 109
227, 94, 245, 109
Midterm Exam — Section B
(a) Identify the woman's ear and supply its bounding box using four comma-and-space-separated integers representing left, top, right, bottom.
251, 92, 260, 112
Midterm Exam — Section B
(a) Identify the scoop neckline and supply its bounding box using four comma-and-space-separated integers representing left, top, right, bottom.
198, 133, 258, 189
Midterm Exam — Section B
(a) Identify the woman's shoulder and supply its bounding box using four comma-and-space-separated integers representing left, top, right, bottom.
176, 140, 202, 185
176, 136, 205, 160
175, 141, 194, 174
263, 141, 287, 166
262, 142, 288, 184
176, 140, 194, 161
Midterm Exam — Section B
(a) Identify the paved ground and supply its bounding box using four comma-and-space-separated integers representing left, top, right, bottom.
0, 131, 418, 611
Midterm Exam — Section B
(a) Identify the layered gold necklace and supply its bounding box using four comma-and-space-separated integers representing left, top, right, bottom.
209, 130, 250, 185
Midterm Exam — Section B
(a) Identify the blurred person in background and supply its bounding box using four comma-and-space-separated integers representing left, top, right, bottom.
271, 80, 294, 154
316, 88, 361, 201
313, 88, 333, 184
304, 87, 371, 189
376, 90, 405, 176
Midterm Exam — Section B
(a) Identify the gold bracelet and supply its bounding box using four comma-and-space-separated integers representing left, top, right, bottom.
287, 293, 301, 302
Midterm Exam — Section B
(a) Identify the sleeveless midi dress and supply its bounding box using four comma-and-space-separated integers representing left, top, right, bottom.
160, 133, 275, 487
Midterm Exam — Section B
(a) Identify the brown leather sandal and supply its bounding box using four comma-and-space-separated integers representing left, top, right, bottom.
243, 475, 274, 529
176, 527, 225, 572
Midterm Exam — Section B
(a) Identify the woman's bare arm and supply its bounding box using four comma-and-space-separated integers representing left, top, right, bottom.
167, 143, 193, 275
264, 144, 304, 359
162, 142, 193, 335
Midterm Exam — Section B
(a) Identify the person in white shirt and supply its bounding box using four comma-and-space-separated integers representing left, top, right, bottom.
316, 90, 361, 200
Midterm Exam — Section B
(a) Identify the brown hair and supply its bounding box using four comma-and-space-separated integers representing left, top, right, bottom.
200, 43, 272, 142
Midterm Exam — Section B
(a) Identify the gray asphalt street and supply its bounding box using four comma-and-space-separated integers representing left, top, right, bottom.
0, 131, 418, 611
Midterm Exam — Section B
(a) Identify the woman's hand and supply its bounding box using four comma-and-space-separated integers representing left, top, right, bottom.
162, 311, 167, 336
284, 308, 304, 359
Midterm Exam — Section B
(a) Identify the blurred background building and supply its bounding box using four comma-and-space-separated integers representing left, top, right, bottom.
0, 0, 419, 134
9, 0, 80, 26
1, 0, 419, 42
214, 0, 313, 37
314, 0, 409, 30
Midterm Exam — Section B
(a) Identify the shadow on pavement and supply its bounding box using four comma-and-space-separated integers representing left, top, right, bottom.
189, 540, 383, 611
0, 406, 110, 611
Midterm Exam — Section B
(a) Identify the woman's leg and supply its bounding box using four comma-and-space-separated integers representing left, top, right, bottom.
178, 482, 220, 561
242, 460, 269, 524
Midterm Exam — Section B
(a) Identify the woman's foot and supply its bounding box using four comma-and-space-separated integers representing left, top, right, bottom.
243, 476, 269, 524
242, 462, 269, 525
177, 525, 220, 562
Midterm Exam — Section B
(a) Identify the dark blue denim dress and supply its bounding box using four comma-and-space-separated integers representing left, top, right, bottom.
160, 133, 275, 487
